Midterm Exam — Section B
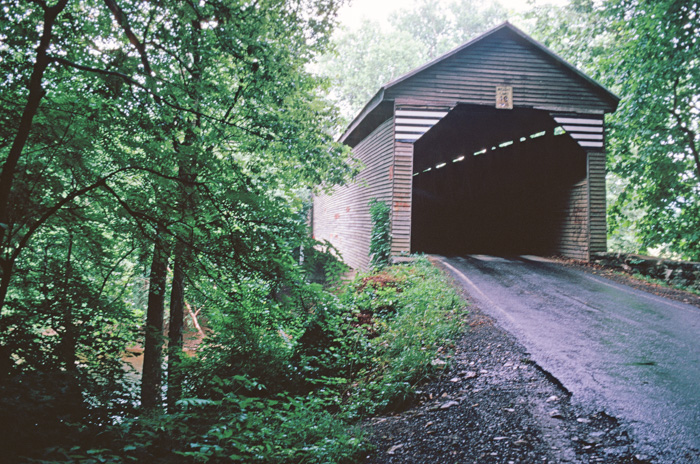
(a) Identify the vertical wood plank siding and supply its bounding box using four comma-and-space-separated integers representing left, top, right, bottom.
385, 30, 611, 113
556, 180, 590, 260
588, 150, 607, 254
312, 118, 394, 270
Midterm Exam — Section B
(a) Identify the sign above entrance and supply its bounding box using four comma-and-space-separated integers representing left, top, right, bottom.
496, 86, 513, 109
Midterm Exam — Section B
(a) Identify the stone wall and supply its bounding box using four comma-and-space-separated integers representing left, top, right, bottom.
591, 252, 700, 293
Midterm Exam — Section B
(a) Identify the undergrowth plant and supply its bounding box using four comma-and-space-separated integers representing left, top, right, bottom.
343, 257, 466, 414
45, 257, 465, 463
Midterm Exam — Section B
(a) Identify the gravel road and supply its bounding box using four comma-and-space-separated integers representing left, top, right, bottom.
363, 255, 700, 464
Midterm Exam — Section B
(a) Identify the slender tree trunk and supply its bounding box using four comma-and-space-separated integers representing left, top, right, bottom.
166, 250, 185, 412
165, 17, 203, 412
0, 260, 12, 383
0, 0, 68, 311
0, 260, 12, 321
141, 228, 169, 412
60, 235, 77, 373
187, 302, 205, 336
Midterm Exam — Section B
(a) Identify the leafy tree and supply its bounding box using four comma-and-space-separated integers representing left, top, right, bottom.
1, 0, 354, 457
318, 20, 426, 119
603, 0, 699, 260
525, 0, 700, 260
318, 0, 506, 121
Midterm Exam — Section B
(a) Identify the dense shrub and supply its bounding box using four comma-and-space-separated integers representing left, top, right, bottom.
13, 257, 465, 463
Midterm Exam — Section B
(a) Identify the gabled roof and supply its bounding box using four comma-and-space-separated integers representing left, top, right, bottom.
340, 22, 619, 147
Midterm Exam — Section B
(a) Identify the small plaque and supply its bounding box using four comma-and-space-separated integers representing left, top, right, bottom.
496, 85, 513, 109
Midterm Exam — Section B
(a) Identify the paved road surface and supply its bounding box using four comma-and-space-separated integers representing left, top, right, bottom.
438, 255, 700, 462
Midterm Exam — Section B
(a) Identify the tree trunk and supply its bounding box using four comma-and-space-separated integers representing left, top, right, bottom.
166, 250, 185, 412
0, 0, 69, 311
0, 260, 12, 383
59, 235, 77, 374
141, 228, 169, 412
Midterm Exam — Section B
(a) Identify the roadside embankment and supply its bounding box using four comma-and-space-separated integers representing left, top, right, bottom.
591, 252, 700, 293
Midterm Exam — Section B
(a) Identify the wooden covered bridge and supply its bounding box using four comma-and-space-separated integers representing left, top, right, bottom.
313, 22, 619, 270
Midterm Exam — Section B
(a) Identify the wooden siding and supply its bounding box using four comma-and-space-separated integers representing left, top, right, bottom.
312, 118, 394, 270
551, 147, 607, 260
556, 179, 590, 260
385, 28, 611, 115
392, 139, 413, 256
318, 24, 616, 265
588, 150, 607, 254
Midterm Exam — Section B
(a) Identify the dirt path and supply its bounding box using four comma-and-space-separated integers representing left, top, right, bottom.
359, 257, 700, 464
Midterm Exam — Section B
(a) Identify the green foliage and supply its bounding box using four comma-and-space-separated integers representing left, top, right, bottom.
301, 239, 349, 287
1, 0, 357, 460
368, 198, 392, 270
343, 258, 465, 413
45, 258, 464, 463
317, 0, 507, 121
524, 0, 700, 260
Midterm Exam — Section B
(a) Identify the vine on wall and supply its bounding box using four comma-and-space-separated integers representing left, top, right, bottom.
369, 198, 392, 270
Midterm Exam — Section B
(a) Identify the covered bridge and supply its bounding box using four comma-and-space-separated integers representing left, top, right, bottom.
313, 22, 619, 270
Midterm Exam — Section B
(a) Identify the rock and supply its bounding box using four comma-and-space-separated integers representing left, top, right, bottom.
387, 444, 404, 455
465, 371, 478, 379
513, 439, 528, 446
431, 358, 447, 367
450, 377, 461, 383
494, 436, 508, 441
546, 395, 559, 403
504, 408, 515, 412
440, 400, 460, 409
550, 410, 564, 419
577, 417, 591, 424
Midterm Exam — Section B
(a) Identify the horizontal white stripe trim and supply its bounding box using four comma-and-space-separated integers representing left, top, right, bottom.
579, 141, 604, 147
395, 126, 429, 133
396, 110, 449, 118
562, 125, 603, 133
571, 133, 604, 140
554, 117, 603, 125
395, 118, 442, 125
395, 134, 422, 140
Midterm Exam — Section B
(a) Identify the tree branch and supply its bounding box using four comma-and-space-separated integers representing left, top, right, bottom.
102, 0, 153, 77
50, 56, 272, 141
10, 165, 203, 263
50, 56, 149, 91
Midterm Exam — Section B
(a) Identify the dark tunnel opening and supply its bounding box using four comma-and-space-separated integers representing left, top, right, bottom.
410, 105, 588, 256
